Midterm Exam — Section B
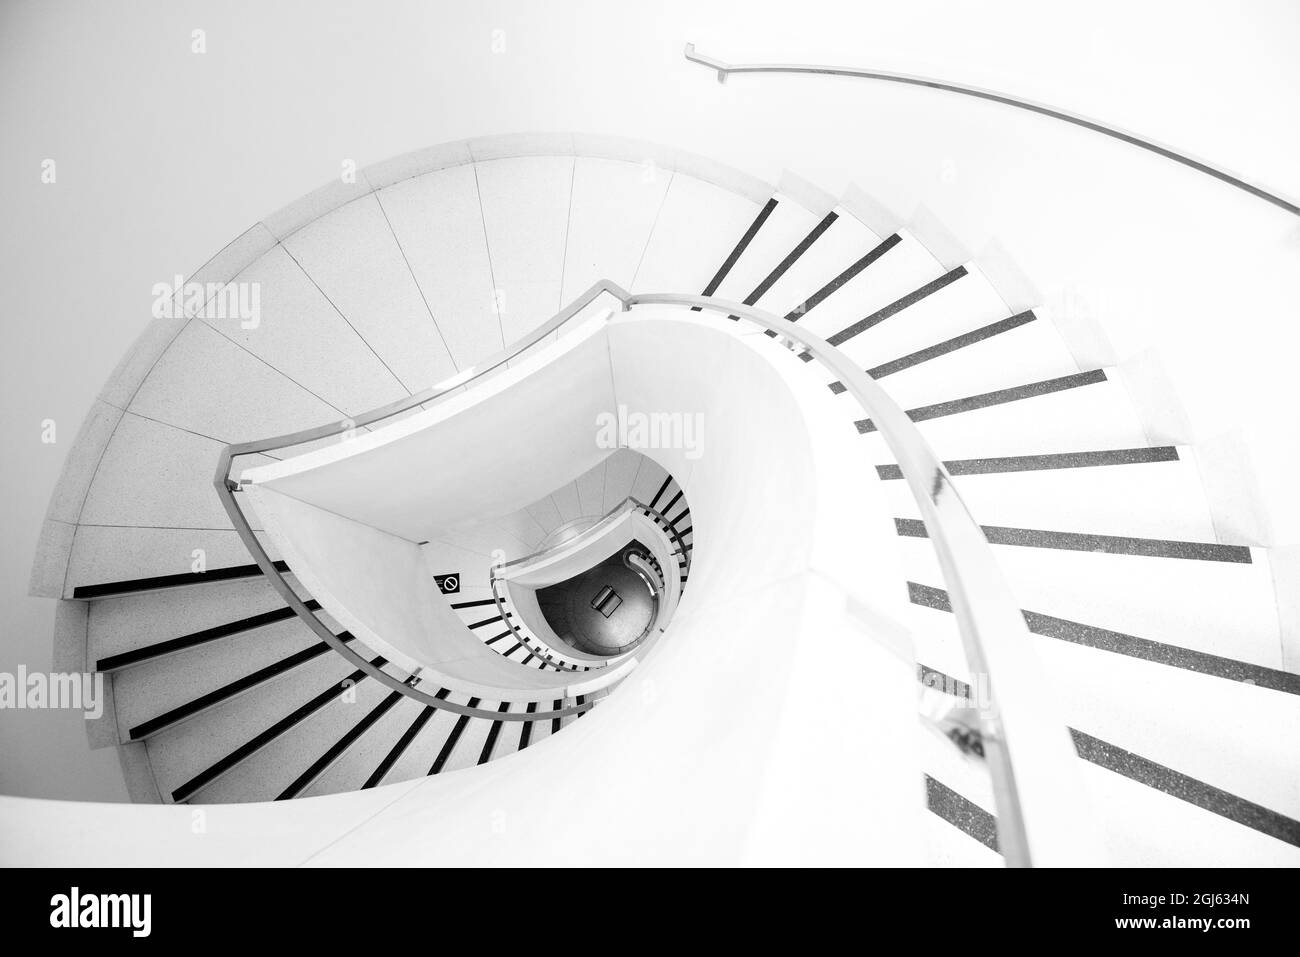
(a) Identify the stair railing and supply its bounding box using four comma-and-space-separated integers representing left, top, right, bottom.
217, 279, 1095, 865
683, 43, 1300, 217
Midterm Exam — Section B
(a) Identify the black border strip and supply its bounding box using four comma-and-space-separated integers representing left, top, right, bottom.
362, 696, 442, 789
827, 310, 1037, 393
277, 689, 406, 800
876, 447, 1179, 479
98, 600, 322, 672
695, 197, 779, 305
128, 632, 357, 741
429, 697, 479, 774
909, 582, 1299, 694
170, 657, 384, 802
478, 702, 511, 765
856, 369, 1109, 433
73, 560, 290, 600
896, 518, 1253, 563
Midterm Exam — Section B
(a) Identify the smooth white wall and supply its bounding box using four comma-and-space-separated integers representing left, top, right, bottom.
244, 319, 616, 540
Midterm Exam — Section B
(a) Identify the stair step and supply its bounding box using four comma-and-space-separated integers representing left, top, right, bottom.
359, 699, 440, 790
98, 599, 321, 672
857, 368, 1147, 460
72, 560, 288, 600
313, 695, 436, 795
895, 518, 1250, 562
193, 669, 394, 804
829, 308, 1082, 410
784, 230, 945, 341
87, 575, 306, 668
915, 655, 1300, 860
632, 172, 768, 296
144, 651, 366, 802
705, 196, 824, 305
374, 163, 509, 369
897, 529, 1282, 668
909, 582, 1300, 695
884, 448, 1217, 541
741, 207, 883, 321
114, 618, 328, 741
376, 699, 467, 783
876, 446, 1180, 479
279, 688, 410, 799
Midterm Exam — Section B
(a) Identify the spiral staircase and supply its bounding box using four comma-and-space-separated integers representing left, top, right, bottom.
21, 132, 1300, 867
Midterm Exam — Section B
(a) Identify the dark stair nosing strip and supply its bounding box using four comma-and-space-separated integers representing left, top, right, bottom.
467, 612, 510, 630
518, 703, 537, 750
1069, 729, 1300, 848
478, 702, 512, 765
875, 446, 1180, 480
171, 657, 385, 803
73, 560, 291, 600
483, 629, 512, 646
129, 632, 356, 740
827, 311, 1037, 392
908, 582, 1299, 695
739, 212, 838, 311
277, 689, 406, 800
895, 518, 1253, 563
660, 489, 684, 517
502, 641, 523, 657
815, 266, 968, 354
856, 369, 1109, 433
647, 476, 674, 511
925, 774, 999, 852
694, 197, 779, 310
781, 233, 902, 324
362, 699, 441, 789
97, 599, 322, 672
449, 598, 499, 610
551, 699, 563, 736
429, 696, 480, 774
920, 663, 1300, 850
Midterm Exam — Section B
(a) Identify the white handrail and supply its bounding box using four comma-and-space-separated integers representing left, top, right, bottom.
626, 290, 1098, 867
684, 43, 1300, 218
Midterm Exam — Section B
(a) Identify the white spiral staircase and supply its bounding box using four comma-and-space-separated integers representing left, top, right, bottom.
18, 132, 1300, 867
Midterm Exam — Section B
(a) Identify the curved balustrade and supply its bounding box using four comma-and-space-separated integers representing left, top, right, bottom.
683, 43, 1300, 218
216, 277, 1094, 864
488, 495, 688, 669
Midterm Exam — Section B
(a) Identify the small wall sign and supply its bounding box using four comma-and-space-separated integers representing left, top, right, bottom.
434, 574, 460, 594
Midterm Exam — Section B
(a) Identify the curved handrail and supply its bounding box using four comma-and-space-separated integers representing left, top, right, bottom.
213, 282, 629, 723
624, 290, 1095, 868
487, 577, 588, 673
488, 496, 687, 667
497, 496, 690, 577
684, 43, 1300, 218
217, 279, 1093, 864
